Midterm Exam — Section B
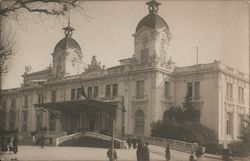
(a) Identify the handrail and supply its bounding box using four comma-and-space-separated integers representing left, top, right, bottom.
125, 135, 196, 153
85, 131, 123, 142
85, 131, 124, 148
55, 132, 82, 147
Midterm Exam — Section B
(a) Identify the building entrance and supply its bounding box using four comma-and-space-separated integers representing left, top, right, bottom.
89, 119, 95, 132
135, 110, 145, 136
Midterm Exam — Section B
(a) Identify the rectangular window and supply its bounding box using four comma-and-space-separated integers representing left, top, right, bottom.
226, 112, 233, 135
226, 83, 233, 101
9, 111, 16, 121
11, 98, 16, 109
94, 86, 99, 98
51, 91, 57, 102
106, 85, 111, 98
194, 81, 200, 99
71, 89, 76, 100
113, 84, 118, 97
238, 115, 244, 136
9, 122, 15, 130
164, 81, 170, 98
238, 87, 244, 104
1, 99, 7, 109
22, 111, 28, 123
186, 82, 193, 99
88, 87, 92, 99
77, 88, 81, 100
24, 95, 28, 108
36, 111, 43, 130
38, 93, 44, 104
136, 80, 144, 99
141, 49, 149, 64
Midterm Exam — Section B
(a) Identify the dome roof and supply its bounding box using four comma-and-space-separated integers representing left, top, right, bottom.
54, 36, 82, 55
136, 13, 169, 32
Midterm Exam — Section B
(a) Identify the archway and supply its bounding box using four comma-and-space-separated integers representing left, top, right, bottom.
135, 110, 145, 136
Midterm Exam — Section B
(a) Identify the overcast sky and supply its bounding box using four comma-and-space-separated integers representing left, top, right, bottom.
1, 0, 249, 89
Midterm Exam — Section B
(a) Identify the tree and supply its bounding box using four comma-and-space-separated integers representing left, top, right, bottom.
0, 0, 81, 90
239, 115, 250, 147
0, 0, 78, 17
229, 115, 250, 156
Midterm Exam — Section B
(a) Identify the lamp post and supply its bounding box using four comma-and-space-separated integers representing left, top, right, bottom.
111, 115, 115, 161
121, 97, 126, 140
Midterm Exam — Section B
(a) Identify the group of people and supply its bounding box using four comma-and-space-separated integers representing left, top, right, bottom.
126, 136, 139, 149
136, 141, 150, 161
107, 137, 171, 161
0, 135, 18, 154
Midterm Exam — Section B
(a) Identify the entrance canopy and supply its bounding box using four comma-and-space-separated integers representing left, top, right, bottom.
34, 99, 117, 116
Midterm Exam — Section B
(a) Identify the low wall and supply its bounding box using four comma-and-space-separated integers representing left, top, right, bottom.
55, 132, 82, 146
85, 131, 124, 148
125, 135, 196, 153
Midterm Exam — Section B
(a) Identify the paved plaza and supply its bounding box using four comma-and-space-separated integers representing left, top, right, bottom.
1, 145, 222, 161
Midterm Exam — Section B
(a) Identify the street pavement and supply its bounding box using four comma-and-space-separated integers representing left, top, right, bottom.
0, 145, 222, 161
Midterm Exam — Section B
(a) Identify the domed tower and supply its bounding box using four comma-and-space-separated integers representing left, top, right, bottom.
134, 0, 171, 66
52, 24, 83, 79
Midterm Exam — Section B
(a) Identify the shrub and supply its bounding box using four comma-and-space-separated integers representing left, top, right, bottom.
229, 141, 249, 157
205, 143, 220, 154
151, 120, 217, 146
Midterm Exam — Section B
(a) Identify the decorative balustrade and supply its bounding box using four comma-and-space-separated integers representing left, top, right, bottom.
85, 131, 123, 142
132, 95, 148, 100
125, 135, 196, 153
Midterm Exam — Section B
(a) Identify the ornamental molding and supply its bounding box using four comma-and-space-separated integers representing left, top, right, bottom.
225, 103, 234, 113
131, 100, 148, 106
237, 105, 245, 115
85, 56, 105, 76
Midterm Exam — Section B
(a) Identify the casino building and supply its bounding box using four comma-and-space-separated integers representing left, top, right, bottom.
0, 0, 249, 145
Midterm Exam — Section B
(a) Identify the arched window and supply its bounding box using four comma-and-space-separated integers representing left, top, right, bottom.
135, 110, 145, 136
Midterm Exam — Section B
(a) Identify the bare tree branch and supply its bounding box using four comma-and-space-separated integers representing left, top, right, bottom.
0, 0, 79, 17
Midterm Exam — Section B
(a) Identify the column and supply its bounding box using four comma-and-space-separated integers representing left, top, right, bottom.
79, 112, 82, 129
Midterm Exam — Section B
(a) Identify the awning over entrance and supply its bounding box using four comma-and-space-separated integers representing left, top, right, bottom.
34, 99, 117, 116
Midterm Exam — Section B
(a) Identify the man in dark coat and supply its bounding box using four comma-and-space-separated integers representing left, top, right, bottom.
132, 137, 137, 149
13, 136, 18, 154
127, 136, 132, 149
40, 134, 45, 149
165, 144, 171, 161
136, 143, 143, 161
143, 142, 150, 161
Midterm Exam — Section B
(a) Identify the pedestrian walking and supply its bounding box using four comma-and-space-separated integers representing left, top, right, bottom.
2, 135, 8, 153
136, 142, 143, 161
189, 152, 196, 161
8, 139, 13, 154
40, 134, 45, 149
126, 136, 132, 149
143, 142, 150, 161
132, 137, 137, 149
113, 150, 118, 161
13, 136, 18, 154
165, 144, 171, 161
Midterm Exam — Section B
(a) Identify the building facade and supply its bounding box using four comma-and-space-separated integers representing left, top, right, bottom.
0, 0, 249, 145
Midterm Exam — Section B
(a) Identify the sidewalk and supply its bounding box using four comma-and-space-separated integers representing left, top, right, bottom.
1, 145, 224, 161
12, 146, 164, 161
148, 144, 222, 161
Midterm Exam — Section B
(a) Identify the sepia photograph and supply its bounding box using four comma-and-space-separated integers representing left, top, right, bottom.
0, 0, 249, 161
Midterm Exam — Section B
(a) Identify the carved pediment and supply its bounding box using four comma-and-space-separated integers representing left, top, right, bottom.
85, 56, 105, 75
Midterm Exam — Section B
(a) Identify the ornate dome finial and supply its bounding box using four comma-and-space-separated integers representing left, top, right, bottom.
63, 23, 75, 37
146, 0, 161, 14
